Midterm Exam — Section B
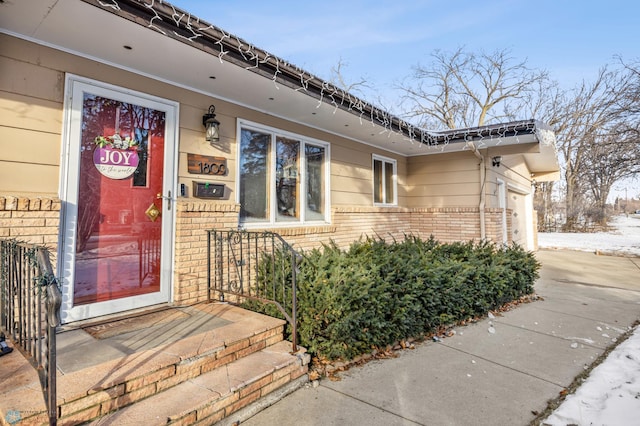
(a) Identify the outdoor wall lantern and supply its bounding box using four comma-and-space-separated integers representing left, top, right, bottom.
491, 156, 502, 167
202, 105, 220, 143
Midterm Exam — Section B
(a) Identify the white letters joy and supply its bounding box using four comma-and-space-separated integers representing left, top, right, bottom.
100, 149, 135, 165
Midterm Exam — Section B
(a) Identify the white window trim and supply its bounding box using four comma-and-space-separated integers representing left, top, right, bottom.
372, 154, 398, 206
236, 119, 331, 228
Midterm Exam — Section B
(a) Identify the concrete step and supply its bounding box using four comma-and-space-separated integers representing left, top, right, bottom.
0, 303, 308, 425
88, 340, 309, 425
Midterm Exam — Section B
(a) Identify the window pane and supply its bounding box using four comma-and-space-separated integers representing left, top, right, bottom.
373, 159, 383, 203
239, 129, 270, 222
305, 144, 325, 220
132, 129, 150, 187
384, 161, 394, 204
276, 136, 300, 222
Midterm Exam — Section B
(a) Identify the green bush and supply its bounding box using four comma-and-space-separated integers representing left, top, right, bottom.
245, 235, 540, 361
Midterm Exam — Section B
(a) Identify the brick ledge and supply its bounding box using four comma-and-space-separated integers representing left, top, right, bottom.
0, 196, 60, 211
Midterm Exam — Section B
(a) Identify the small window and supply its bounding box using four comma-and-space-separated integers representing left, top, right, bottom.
238, 121, 330, 226
373, 155, 397, 206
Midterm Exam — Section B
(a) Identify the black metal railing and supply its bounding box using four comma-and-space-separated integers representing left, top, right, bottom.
0, 240, 62, 426
138, 226, 161, 286
207, 230, 300, 351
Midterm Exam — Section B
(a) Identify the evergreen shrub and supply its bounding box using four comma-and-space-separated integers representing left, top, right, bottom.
246, 235, 540, 361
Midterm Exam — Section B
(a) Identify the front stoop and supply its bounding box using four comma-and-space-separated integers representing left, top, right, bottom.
89, 341, 308, 425
0, 303, 309, 425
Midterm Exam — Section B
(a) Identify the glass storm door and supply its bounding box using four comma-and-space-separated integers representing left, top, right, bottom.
60, 76, 177, 323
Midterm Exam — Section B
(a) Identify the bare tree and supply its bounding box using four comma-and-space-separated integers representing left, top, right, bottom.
398, 47, 640, 229
583, 128, 640, 221
329, 57, 371, 98
328, 57, 403, 115
619, 56, 640, 113
533, 181, 558, 230
399, 47, 548, 129
538, 66, 639, 229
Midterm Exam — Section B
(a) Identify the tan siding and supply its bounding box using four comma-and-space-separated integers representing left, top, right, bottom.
331, 143, 372, 168
408, 153, 478, 174
331, 162, 370, 180
332, 189, 371, 206
395, 156, 408, 203
412, 169, 479, 183
501, 156, 532, 186
0, 55, 64, 102
0, 127, 60, 165
484, 155, 533, 209
407, 182, 479, 197
1, 40, 64, 194
330, 144, 373, 206
0, 162, 59, 194
407, 152, 481, 208
0, 92, 63, 134
405, 195, 481, 208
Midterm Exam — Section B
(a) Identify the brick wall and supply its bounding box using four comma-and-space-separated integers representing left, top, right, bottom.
276, 206, 512, 251
0, 195, 61, 250
276, 207, 414, 251
409, 207, 481, 243
173, 201, 240, 304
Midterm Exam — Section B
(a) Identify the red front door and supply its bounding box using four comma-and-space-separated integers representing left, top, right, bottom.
60, 77, 177, 323
74, 93, 166, 305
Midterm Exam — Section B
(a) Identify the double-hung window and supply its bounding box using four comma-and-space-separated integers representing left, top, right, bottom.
238, 121, 329, 226
373, 154, 397, 206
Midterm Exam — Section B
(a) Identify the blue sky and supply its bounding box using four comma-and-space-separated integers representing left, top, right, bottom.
171, 1, 638, 94
170, 0, 639, 199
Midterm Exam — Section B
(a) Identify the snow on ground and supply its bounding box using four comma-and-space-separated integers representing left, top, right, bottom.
544, 326, 640, 426
540, 215, 640, 425
538, 214, 640, 256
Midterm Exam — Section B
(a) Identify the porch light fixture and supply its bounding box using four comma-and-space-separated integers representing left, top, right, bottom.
492, 156, 502, 167
202, 105, 220, 143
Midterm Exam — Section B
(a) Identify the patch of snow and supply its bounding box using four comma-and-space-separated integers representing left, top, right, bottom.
544, 326, 640, 426
538, 215, 640, 256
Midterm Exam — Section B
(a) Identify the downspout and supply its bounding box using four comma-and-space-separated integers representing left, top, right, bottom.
466, 141, 486, 240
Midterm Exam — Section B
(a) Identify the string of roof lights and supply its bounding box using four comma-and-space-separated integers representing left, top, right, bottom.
94, 0, 551, 150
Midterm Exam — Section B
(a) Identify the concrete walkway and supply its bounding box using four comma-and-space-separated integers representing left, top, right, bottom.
231, 250, 640, 426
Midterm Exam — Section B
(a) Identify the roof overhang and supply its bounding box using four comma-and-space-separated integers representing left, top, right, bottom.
0, 0, 559, 174
418, 120, 560, 178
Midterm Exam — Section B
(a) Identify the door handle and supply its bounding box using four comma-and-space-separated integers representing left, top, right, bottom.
157, 191, 172, 210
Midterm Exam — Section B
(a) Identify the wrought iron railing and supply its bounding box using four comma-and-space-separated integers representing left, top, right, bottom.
207, 230, 300, 351
138, 226, 161, 285
0, 240, 62, 426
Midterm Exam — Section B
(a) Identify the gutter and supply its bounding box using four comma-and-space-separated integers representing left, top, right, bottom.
466, 141, 486, 240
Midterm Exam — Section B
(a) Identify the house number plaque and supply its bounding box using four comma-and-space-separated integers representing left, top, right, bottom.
187, 153, 227, 176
